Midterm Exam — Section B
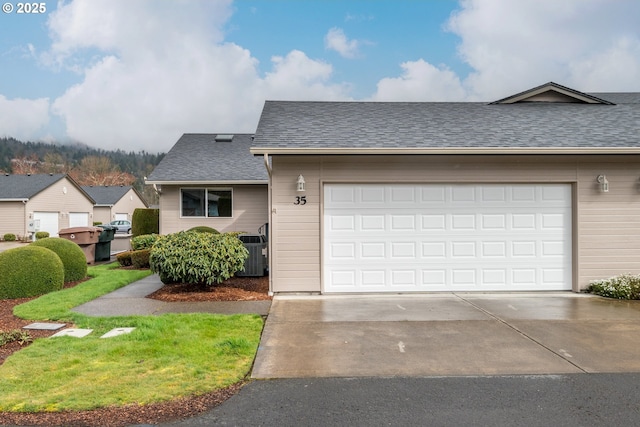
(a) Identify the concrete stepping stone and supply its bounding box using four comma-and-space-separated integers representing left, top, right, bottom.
23, 322, 66, 331
50, 328, 93, 338
100, 327, 136, 338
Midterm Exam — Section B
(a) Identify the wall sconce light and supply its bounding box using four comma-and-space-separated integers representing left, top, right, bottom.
296, 174, 306, 192
597, 175, 609, 193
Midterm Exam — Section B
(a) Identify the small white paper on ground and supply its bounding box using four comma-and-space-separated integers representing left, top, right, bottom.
51, 329, 93, 338
101, 327, 136, 338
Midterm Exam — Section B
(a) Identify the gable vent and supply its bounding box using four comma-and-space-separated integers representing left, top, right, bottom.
215, 134, 234, 142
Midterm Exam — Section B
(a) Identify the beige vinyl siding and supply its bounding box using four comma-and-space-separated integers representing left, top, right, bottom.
270, 154, 640, 293
576, 161, 640, 285
159, 184, 268, 235
92, 206, 112, 225
26, 177, 94, 232
0, 202, 27, 237
112, 189, 147, 220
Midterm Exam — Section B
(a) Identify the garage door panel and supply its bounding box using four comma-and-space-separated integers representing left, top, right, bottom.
324, 184, 572, 292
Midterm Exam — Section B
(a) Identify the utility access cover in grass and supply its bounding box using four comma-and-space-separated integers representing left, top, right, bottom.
23, 322, 66, 330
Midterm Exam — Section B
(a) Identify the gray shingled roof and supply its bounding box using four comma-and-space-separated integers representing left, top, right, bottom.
0, 174, 67, 200
252, 94, 640, 152
81, 185, 136, 206
146, 133, 268, 183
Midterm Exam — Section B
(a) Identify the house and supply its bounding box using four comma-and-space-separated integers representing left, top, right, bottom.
81, 185, 148, 226
0, 173, 95, 238
250, 82, 640, 294
145, 133, 269, 235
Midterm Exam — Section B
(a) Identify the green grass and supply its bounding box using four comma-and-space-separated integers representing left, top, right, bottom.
0, 264, 264, 412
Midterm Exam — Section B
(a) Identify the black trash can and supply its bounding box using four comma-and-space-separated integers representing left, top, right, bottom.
95, 225, 117, 262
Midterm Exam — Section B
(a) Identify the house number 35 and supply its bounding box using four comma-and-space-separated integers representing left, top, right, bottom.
294, 196, 307, 205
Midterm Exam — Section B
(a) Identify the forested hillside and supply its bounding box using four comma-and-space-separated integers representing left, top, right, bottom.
0, 137, 165, 205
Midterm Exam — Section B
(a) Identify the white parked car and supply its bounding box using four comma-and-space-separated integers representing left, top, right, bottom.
109, 220, 132, 234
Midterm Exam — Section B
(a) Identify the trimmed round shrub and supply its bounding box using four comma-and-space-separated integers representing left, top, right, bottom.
150, 231, 248, 286
186, 226, 220, 234
35, 231, 50, 240
116, 251, 133, 267
0, 246, 64, 299
3, 233, 16, 242
131, 234, 162, 250
31, 237, 87, 283
131, 249, 151, 269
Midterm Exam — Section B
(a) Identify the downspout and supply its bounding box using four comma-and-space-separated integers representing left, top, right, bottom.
23, 200, 28, 241
263, 154, 274, 296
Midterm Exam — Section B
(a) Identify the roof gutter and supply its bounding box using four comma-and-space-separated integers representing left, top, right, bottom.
250, 147, 640, 155
0, 198, 28, 202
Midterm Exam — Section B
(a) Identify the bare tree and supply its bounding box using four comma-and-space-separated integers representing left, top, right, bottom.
11, 154, 41, 174
69, 156, 136, 186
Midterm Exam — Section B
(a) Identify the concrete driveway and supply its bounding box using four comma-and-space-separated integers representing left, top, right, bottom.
252, 293, 640, 378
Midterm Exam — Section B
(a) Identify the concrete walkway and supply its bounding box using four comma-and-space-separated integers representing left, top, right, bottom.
252, 292, 640, 378
72, 274, 271, 317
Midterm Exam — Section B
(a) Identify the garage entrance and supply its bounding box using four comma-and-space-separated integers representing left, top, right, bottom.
33, 211, 60, 237
323, 184, 572, 292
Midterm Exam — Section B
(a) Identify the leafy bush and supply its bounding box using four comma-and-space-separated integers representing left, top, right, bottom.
0, 246, 64, 299
186, 226, 219, 234
131, 249, 151, 269
3, 233, 16, 242
0, 330, 32, 346
93, 221, 103, 226
35, 231, 50, 240
150, 231, 248, 286
131, 234, 162, 250
587, 274, 640, 299
31, 237, 87, 283
132, 208, 159, 237
116, 251, 133, 267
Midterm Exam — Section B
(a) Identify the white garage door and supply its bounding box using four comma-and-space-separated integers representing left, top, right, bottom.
323, 184, 572, 293
33, 212, 59, 237
69, 212, 90, 228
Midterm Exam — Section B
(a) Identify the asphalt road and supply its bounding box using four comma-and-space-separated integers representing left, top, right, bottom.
154, 373, 640, 426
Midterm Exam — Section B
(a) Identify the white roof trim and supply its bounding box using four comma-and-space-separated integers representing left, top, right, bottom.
0, 198, 28, 202
251, 147, 640, 155
145, 180, 268, 185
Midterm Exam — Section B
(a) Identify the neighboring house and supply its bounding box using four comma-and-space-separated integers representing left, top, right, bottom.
81, 185, 148, 226
145, 133, 268, 235
251, 82, 640, 294
0, 174, 95, 238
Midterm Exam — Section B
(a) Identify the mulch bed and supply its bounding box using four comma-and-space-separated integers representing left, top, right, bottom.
0, 274, 270, 426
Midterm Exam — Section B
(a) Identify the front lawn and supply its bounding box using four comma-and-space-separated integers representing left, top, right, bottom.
0, 264, 263, 412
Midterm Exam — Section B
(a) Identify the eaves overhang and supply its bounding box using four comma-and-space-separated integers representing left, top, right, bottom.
251, 147, 640, 155
144, 180, 269, 185
0, 198, 29, 202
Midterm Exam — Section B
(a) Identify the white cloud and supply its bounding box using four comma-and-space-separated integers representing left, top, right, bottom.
446, 0, 640, 99
264, 50, 350, 100
371, 60, 466, 101
325, 27, 361, 59
0, 96, 50, 141
47, 0, 352, 152
370, 0, 640, 101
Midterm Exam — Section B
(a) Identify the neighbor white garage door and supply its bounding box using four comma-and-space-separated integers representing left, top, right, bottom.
69, 212, 90, 228
323, 184, 572, 292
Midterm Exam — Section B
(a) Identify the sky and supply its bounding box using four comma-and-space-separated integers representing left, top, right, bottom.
1, 0, 639, 154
